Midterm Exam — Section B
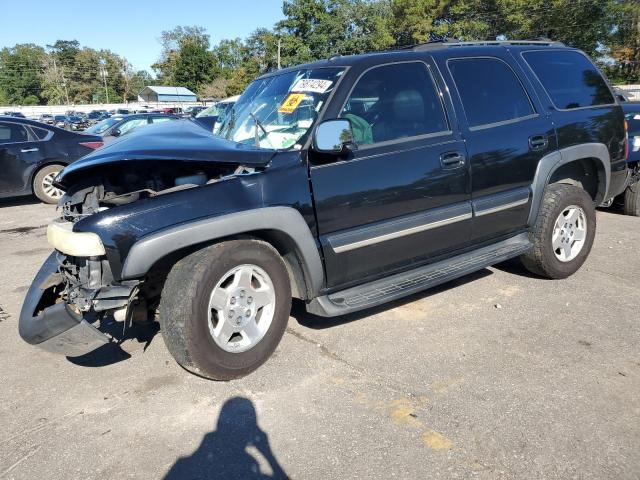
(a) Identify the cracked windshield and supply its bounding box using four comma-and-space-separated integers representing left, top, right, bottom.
217, 67, 344, 149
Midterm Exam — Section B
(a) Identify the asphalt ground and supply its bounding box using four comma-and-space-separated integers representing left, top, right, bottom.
0, 196, 638, 479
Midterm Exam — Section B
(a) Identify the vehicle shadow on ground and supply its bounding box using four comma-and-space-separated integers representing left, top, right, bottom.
491, 256, 543, 279
292, 268, 493, 330
0, 196, 41, 208
66, 318, 160, 367
163, 397, 289, 480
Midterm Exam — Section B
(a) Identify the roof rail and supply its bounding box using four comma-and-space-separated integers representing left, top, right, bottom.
412, 39, 565, 51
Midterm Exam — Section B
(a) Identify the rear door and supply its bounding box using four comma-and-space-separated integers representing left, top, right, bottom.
310, 60, 472, 289
438, 53, 556, 243
0, 121, 45, 196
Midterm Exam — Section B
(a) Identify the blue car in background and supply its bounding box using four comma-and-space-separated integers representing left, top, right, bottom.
622, 102, 640, 216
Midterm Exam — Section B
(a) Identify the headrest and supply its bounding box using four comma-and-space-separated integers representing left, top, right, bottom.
393, 90, 425, 123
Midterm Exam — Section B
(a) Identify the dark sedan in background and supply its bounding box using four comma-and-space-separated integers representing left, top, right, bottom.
84, 112, 179, 142
0, 116, 103, 203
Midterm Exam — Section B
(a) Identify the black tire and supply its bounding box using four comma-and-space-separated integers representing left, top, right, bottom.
33, 164, 64, 204
521, 184, 596, 279
623, 182, 640, 216
159, 240, 291, 380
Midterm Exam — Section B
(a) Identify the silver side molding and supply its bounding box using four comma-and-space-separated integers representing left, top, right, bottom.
332, 212, 472, 254
474, 196, 530, 217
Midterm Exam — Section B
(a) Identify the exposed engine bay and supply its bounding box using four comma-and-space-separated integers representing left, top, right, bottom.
59, 161, 257, 222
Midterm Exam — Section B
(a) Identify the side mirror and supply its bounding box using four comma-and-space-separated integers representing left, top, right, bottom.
313, 119, 356, 154
111, 128, 121, 137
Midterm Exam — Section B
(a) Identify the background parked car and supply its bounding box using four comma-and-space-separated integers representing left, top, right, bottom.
65, 115, 89, 131
86, 110, 109, 125
0, 116, 103, 203
2, 111, 26, 118
184, 105, 206, 116
83, 112, 180, 142
53, 115, 68, 129
621, 102, 640, 216
38, 114, 54, 125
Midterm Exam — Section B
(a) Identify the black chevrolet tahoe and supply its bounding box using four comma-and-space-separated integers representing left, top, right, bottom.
19, 40, 630, 380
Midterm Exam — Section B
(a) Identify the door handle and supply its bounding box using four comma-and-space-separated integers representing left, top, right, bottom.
528, 135, 548, 151
440, 152, 465, 168
20, 147, 39, 153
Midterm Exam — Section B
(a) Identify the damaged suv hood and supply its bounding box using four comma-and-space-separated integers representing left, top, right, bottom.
56, 119, 276, 187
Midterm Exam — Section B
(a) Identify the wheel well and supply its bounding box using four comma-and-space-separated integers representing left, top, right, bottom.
548, 157, 604, 203
140, 230, 311, 305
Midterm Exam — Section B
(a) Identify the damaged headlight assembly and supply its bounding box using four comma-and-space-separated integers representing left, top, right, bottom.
46, 219, 106, 257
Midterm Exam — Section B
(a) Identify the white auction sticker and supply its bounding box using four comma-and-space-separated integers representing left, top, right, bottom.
291, 79, 333, 94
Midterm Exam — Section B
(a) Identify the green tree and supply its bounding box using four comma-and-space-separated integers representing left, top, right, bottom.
276, 0, 394, 64
604, 0, 640, 83
153, 25, 212, 85
0, 44, 46, 105
174, 40, 217, 93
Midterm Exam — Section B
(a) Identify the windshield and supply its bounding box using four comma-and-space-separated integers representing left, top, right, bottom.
217, 67, 344, 150
85, 117, 122, 134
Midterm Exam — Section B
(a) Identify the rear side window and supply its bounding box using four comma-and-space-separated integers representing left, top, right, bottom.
448, 57, 534, 128
340, 62, 448, 145
30, 126, 50, 140
0, 122, 29, 143
523, 50, 614, 109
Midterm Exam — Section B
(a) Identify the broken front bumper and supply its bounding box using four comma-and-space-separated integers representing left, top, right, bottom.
18, 253, 109, 357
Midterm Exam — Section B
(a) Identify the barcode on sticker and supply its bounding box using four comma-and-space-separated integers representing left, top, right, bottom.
291, 79, 333, 94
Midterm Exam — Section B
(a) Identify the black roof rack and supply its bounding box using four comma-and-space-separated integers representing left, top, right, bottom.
411, 39, 565, 51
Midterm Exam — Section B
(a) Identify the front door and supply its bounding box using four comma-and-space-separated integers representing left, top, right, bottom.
310, 60, 472, 289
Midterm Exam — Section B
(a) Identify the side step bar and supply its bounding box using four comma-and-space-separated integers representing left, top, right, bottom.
307, 233, 532, 317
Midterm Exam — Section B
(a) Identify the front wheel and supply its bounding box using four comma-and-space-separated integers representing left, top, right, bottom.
521, 184, 596, 279
33, 164, 65, 204
159, 240, 291, 380
623, 181, 640, 216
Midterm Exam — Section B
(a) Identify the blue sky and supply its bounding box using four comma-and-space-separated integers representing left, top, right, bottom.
0, 0, 284, 75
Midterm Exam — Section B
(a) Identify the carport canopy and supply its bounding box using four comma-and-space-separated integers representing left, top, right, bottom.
137, 86, 197, 103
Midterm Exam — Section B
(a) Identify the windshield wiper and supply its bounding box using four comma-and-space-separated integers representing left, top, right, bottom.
249, 112, 273, 148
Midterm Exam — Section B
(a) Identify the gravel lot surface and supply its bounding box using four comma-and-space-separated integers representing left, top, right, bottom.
0, 197, 638, 479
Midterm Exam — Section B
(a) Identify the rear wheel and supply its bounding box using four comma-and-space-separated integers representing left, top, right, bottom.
159, 240, 291, 380
521, 184, 596, 279
33, 164, 65, 204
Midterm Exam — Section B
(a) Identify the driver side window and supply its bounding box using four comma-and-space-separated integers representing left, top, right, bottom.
340, 62, 449, 146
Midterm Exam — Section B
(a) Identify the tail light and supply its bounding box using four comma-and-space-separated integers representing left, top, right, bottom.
79, 141, 104, 150
624, 118, 629, 160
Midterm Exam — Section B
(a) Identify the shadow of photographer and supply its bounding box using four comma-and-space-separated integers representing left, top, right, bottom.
164, 396, 288, 480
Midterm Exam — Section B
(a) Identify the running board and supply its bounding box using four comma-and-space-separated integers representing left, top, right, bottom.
307, 233, 532, 317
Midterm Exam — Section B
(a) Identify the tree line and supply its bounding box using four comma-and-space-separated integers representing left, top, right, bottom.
1, 0, 639, 106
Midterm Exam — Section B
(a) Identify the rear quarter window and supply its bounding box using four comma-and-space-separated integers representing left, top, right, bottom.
523, 50, 614, 109
30, 126, 51, 140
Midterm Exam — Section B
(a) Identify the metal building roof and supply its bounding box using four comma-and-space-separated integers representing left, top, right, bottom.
140, 86, 197, 96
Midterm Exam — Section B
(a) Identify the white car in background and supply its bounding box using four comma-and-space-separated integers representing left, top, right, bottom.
195, 95, 240, 133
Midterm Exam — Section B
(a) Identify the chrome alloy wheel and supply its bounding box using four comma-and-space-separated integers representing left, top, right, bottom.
552, 205, 587, 262
207, 264, 276, 353
42, 171, 64, 200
